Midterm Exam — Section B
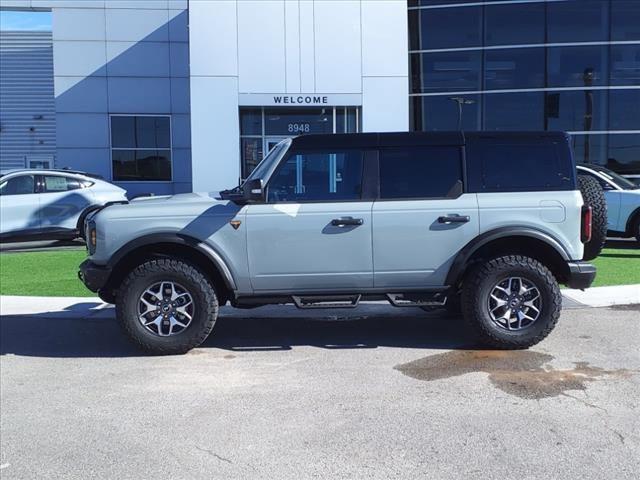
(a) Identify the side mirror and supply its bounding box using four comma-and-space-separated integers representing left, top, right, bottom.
243, 178, 265, 203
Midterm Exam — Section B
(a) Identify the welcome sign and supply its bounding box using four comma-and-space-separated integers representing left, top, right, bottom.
239, 93, 362, 107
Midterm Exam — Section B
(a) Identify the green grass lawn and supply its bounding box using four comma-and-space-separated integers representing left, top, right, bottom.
0, 246, 638, 297
0, 249, 95, 297
591, 247, 640, 287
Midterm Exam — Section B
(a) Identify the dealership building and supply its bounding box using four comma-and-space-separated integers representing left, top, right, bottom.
0, 0, 638, 195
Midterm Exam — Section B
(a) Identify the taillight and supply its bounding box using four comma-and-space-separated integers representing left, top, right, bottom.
581, 205, 592, 243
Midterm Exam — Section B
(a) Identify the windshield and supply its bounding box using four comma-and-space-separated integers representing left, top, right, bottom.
594, 167, 637, 190
244, 138, 291, 185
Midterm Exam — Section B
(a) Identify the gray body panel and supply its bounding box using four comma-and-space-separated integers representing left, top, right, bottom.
245, 202, 374, 291
372, 194, 479, 287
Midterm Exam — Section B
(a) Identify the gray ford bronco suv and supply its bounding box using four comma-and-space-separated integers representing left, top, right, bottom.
80, 132, 596, 354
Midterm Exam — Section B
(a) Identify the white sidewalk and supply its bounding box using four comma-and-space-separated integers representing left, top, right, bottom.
1, 284, 638, 317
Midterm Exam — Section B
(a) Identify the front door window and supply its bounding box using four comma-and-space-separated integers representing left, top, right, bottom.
239, 107, 361, 179
266, 150, 364, 203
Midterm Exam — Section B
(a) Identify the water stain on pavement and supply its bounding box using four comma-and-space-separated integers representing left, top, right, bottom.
395, 350, 634, 399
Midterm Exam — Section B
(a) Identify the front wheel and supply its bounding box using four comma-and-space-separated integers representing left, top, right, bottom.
461, 255, 562, 349
116, 258, 219, 354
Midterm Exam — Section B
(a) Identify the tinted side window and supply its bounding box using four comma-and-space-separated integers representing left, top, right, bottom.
379, 146, 462, 199
0, 175, 35, 196
42, 176, 82, 192
467, 139, 575, 192
267, 150, 364, 202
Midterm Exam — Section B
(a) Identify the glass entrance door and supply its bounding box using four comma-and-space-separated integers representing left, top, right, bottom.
265, 137, 289, 156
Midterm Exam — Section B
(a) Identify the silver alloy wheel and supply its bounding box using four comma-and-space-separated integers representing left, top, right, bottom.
487, 277, 542, 331
137, 281, 195, 337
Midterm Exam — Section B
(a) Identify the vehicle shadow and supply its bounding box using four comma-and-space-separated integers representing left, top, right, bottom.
0, 305, 473, 358
605, 239, 639, 250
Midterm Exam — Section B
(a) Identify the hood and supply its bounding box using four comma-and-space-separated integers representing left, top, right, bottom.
129, 191, 222, 203
98, 191, 241, 220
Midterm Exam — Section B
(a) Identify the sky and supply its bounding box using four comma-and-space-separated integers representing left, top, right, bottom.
0, 11, 52, 31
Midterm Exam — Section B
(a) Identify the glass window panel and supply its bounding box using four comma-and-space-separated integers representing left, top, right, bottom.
111, 116, 170, 148
547, 46, 609, 88
410, 0, 504, 5
134, 117, 170, 149
484, 48, 544, 90
42, 176, 82, 192
240, 108, 262, 135
484, 2, 544, 46
412, 6, 482, 50
241, 137, 264, 178
110, 116, 136, 148
412, 95, 480, 131
267, 150, 363, 202
264, 108, 333, 136
475, 143, 567, 191
547, 0, 609, 43
545, 90, 607, 132
379, 146, 462, 199
611, 0, 640, 41
570, 134, 608, 166
609, 89, 640, 130
112, 150, 171, 181
0, 175, 35, 195
409, 1, 490, 5
610, 45, 640, 86
411, 52, 481, 93
483, 92, 544, 131
346, 108, 358, 133
607, 134, 640, 175
335, 108, 346, 134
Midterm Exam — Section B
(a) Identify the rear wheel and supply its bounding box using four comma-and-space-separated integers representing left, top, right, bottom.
578, 174, 607, 260
116, 258, 218, 354
461, 255, 562, 349
633, 215, 640, 243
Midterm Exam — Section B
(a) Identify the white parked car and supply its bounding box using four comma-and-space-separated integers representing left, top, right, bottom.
0, 169, 127, 242
577, 163, 640, 242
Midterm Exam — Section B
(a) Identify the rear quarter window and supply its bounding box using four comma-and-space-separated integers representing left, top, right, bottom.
467, 138, 575, 192
379, 146, 463, 199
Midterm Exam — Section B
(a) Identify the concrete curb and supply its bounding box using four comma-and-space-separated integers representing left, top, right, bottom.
1, 284, 639, 318
561, 284, 640, 308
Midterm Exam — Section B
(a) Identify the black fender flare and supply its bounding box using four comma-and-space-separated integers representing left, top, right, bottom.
106, 233, 237, 291
445, 226, 571, 286
76, 204, 103, 236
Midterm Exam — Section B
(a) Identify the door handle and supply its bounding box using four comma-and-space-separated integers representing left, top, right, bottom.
438, 214, 470, 224
331, 217, 364, 227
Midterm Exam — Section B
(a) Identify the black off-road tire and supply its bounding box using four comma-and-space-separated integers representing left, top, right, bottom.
116, 258, 218, 354
461, 255, 562, 349
578, 174, 607, 260
633, 214, 640, 244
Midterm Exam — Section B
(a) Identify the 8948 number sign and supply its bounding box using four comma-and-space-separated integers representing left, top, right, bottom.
288, 123, 311, 133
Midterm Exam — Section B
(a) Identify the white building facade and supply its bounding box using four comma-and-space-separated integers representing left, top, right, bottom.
0, 0, 408, 195
189, 0, 408, 191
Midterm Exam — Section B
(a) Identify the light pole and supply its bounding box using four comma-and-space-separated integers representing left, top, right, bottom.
583, 68, 594, 164
449, 97, 475, 130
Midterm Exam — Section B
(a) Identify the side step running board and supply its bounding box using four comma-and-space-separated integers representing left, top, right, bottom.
386, 293, 447, 307
292, 294, 361, 309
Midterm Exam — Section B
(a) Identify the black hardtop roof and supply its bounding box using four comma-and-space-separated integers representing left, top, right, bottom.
290, 131, 570, 149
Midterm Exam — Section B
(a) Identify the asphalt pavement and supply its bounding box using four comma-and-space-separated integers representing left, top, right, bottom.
1, 303, 638, 479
